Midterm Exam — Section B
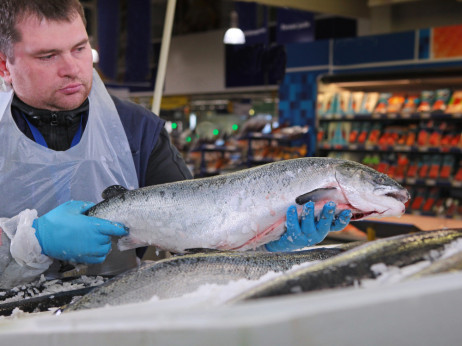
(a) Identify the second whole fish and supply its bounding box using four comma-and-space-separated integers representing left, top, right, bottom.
88, 157, 409, 253
227, 229, 462, 303
62, 244, 360, 312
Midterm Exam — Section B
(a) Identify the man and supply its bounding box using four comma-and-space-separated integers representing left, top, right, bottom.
0, 0, 351, 288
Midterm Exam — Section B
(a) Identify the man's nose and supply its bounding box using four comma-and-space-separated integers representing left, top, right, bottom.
58, 53, 79, 77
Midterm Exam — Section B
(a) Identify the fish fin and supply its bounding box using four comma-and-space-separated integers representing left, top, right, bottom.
117, 235, 145, 251
295, 187, 339, 205
101, 185, 128, 200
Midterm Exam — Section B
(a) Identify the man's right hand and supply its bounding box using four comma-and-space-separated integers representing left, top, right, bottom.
33, 200, 128, 263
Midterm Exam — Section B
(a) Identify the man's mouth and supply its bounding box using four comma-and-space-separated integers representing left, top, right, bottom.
59, 83, 83, 95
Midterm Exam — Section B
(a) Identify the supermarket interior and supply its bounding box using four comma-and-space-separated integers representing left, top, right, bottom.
4, 1, 462, 344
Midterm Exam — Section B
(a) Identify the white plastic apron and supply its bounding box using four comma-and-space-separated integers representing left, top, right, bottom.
0, 69, 139, 218
0, 70, 140, 276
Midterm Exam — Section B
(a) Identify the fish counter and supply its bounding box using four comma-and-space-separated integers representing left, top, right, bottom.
1, 230, 462, 345
0, 271, 462, 346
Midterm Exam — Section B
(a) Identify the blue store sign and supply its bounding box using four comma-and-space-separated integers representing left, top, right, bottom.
277, 8, 314, 44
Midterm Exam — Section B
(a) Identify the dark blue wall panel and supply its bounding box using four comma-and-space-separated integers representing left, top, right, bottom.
97, 0, 120, 80
286, 40, 330, 68
125, 0, 151, 83
333, 31, 415, 65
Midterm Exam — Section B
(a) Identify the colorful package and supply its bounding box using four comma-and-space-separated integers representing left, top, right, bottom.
402, 93, 420, 113
417, 90, 435, 112
387, 93, 406, 113
446, 90, 462, 114
432, 89, 451, 112
358, 92, 379, 114
374, 93, 392, 114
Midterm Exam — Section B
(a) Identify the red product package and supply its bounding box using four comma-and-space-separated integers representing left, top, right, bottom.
411, 195, 425, 210
418, 163, 429, 178
406, 162, 419, 178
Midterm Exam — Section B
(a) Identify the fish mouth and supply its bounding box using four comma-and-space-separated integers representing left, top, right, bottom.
350, 211, 375, 221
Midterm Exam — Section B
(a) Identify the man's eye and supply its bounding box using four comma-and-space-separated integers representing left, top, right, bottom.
38, 55, 54, 61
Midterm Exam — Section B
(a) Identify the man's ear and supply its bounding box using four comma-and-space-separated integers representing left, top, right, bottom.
0, 52, 12, 84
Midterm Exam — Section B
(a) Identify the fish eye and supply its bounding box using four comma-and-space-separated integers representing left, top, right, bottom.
375, 176, 385, 184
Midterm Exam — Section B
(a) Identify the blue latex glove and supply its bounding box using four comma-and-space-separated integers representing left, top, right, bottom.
265, 201, 352, 252
33, 200, 128, 264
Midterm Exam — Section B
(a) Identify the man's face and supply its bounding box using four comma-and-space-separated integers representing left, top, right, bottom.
0, 14, 93, 111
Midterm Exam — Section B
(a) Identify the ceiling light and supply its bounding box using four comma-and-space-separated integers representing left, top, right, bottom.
223, 11, 245, 45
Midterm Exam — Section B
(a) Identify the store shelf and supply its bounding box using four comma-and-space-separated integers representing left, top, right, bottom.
242, 130, 310, 167
316, 70, 462, 220
319, 143, 462, 154
320, 111, 462, 121
190, 143, 242, 177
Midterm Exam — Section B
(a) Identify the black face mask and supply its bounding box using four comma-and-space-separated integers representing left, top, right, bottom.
11, 95, 89, 127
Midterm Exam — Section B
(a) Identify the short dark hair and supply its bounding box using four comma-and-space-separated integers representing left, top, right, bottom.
0, 0, 86, 60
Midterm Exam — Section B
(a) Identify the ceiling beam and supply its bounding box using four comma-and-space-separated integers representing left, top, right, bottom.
238, 0, 370, 19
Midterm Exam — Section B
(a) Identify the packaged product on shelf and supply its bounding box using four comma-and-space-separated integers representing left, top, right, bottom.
376, 157, 389, 175
417, 121, 433, 146
397, 127, 409, 146
450, 131, 461, 147
348, 122, 361, 143
453, 160, 462, 182
446, 90, 462, 114
421, 187, 439, 213
433, 196, 446, 216
432, 88, 452, 112
395, 154, 410, 179
428, 155, 442, 180
358, 92, 379, 114
410, 187, 427, 211
317, 122, 328, 142
386, 153, 398, 178
367, 123, 382, 145
373, 93, 392, 114
361, 154, 380, 170
386, 93, 406, 113
320, 92, 336, 116
406, 157, 419, 178
439, 155, 454, 180
357, 122, 372, 144
378, 125, 403, 146
316, 93, 326, 116
417, 90, 435, 112
331, 122, 348, 146
361, 154, 374, 167
402, 93, 420, 114
349, 92, 364, 115
326, 93, 341, 115
446, 198, 459, 218
428, 124, 442, 147
418, 155, 431, 178
405, 125, 418, 146
339, 91, 352, 116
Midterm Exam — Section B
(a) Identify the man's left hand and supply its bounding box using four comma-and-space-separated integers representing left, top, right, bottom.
265, 201, 352, 252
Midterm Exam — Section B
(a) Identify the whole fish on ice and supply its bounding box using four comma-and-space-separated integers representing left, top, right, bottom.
227, 229, 462, 303
88, 157, 410, 253
62, 244, 361, 312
